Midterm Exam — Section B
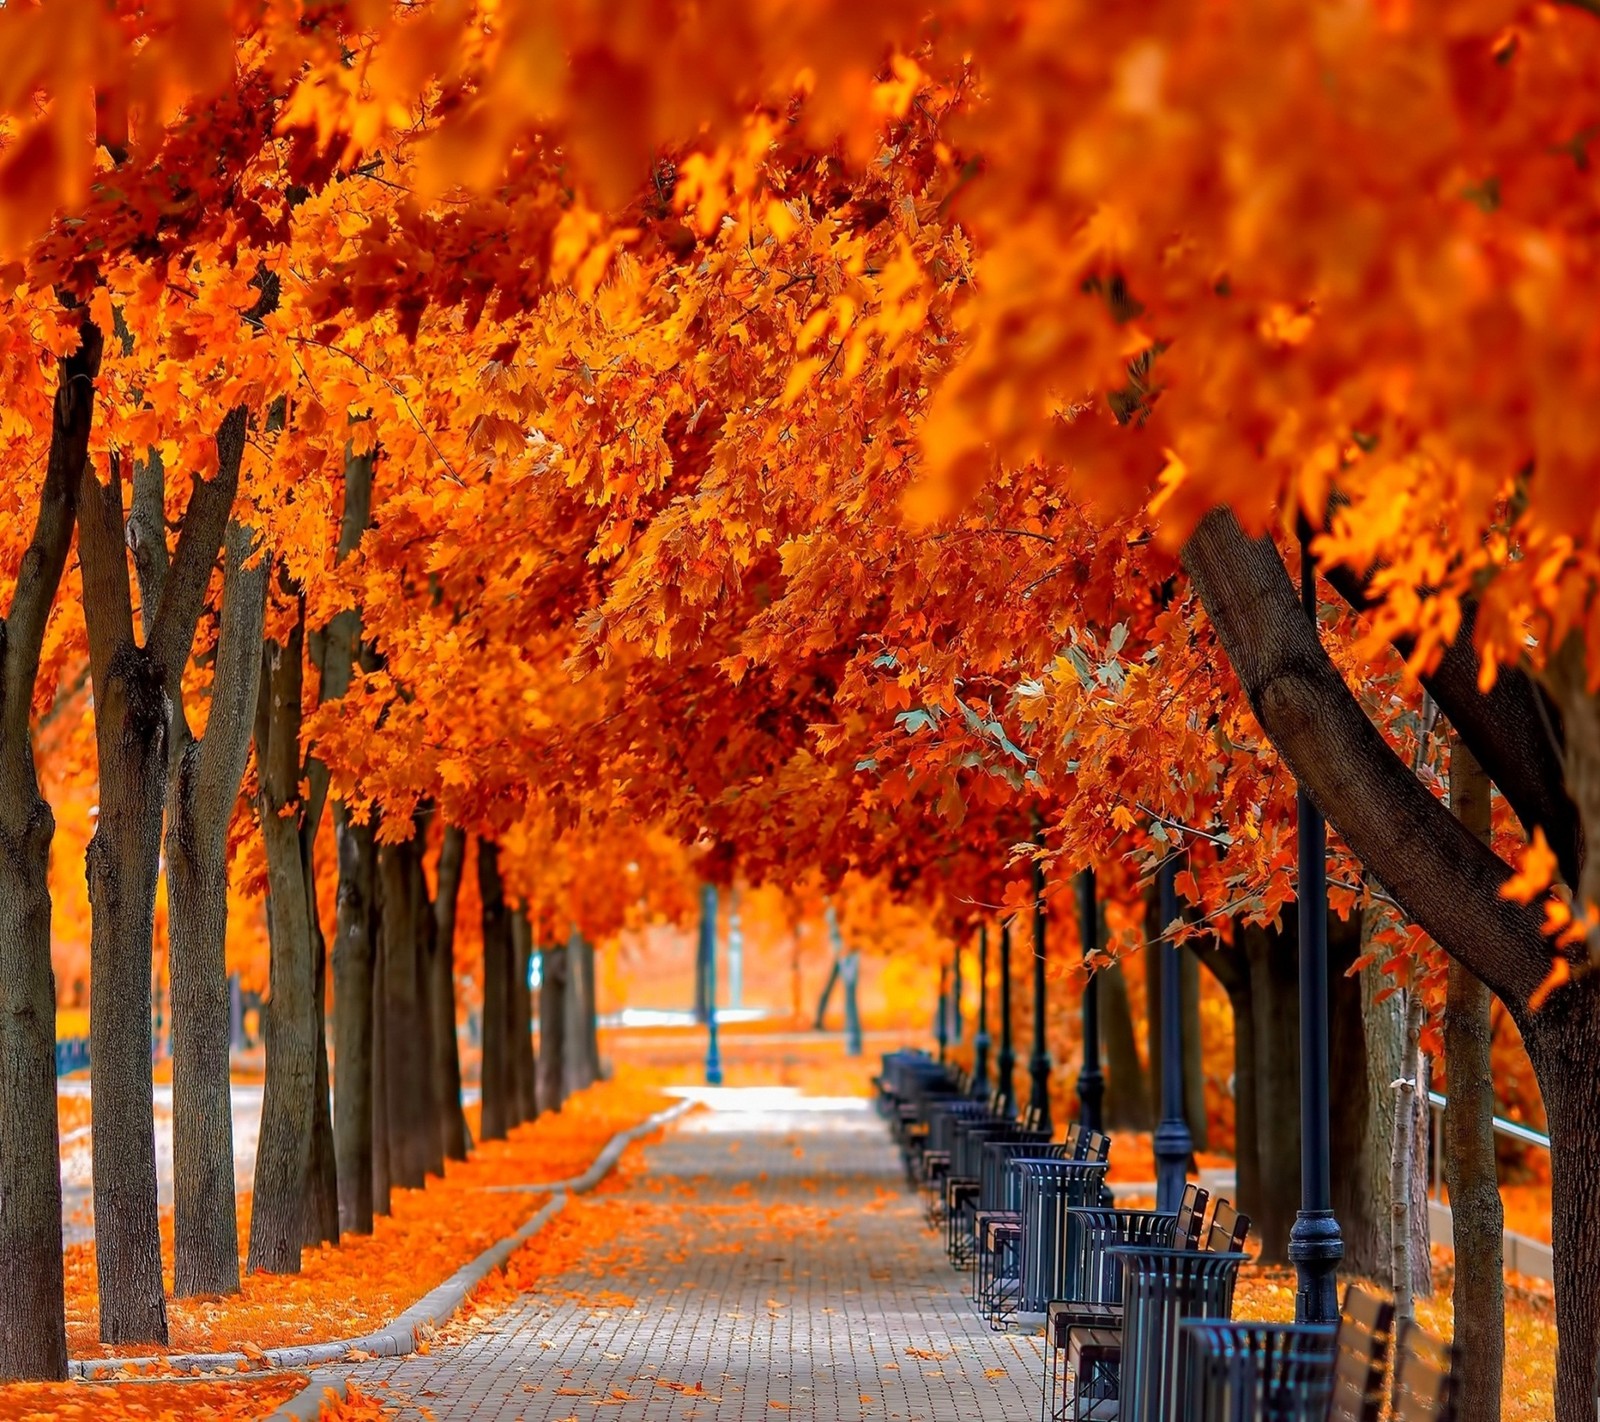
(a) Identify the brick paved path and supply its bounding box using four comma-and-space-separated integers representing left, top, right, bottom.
350, 1086, 1044, 1422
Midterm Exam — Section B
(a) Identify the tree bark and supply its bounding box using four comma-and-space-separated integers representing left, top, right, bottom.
0, 316, 101, 1378
300, 908, 339, 1250
540, 936, 568, 1113
1180, 947, 1208, 1151
378, 826, 435, 1190
432, 824, 470, 1160
370, 906, 391, 1218
1443, 731, 1504, 1422
333, 805, 377, 1232
323, 447, 376, 1230
564, 931, 596, 1095
164, 519, 268, 1297
510, 908, 539, 1125
1198, 942, 1260, 1232
478, 840, 514, 1139
1180, 508, 1600, 1415
247, 596, 319, 1274
1243, 921, 1301, 1261
1098, 960, 1150, 1130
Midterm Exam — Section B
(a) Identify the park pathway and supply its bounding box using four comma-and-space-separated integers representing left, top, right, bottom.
348, 1087, 1045, 1422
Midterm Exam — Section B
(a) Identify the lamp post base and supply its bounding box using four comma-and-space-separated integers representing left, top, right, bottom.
1288, 1208, 1343, 1324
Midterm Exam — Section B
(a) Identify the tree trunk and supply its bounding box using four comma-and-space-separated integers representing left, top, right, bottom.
379, 829, 433, 1190
540, 937, 568, 1113
410, 829, 443, 1179
300, 913, 339, 1250
370, 909, 391, 1218
323, 446, 376, 1230
1199, 943, 1261, 1232
80, 459, 173, 1346
332, 805, 377, 1233
0, 315, 102, 1379
166, 517, 268, 1297
431, 824, 470, 1161
565, 933, 599, 1094
1343, 903, 1398, 1280
1242, 922, 1301, 1262
1099, 961, 1150, 1130
510, 909, 539, 1124
247, 599, 319, 1275
1444, 733, 1504, 1422
478, 840, 514, 1139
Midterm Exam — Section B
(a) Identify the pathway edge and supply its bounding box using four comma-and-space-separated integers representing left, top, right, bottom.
65, 1099, 693, 1407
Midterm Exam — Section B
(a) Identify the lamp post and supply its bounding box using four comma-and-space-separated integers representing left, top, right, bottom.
972, 924, 991, 1097
1153, 857, 1193, 1211
935, 960, 949, 1065
1075, 868, 1105, 1133
702, 883, 722, 1086
1029, 839, 1053, 1135
996, 919, 1015, 1116
1289, 538, 1343, 1324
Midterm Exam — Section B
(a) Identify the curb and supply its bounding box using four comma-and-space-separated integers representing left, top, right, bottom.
67, 1100, 693, 1408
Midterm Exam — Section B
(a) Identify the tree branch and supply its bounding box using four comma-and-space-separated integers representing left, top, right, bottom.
127, 450, 170, 644
1182, 507, 1550, 1017
4, 315, 103, 746
77, 451, 138, 690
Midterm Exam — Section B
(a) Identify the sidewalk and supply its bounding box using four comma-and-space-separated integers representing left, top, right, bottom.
348, 1086, 1044, 1421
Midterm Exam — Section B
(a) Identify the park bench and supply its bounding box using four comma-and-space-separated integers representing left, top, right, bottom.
1055, 1197, 1252, 1421
978, 1151, 1112, 1330
943, 1116, 1064, 1266
1042, 1184, 1212, 1422
1176, 1284, 1445, 1422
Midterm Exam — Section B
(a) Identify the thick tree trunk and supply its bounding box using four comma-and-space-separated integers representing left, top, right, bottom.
1099, 961, 1150, 1130
432, 825, 470, 1161
1444, 734, 1504, 1422
478, 840, 514, 1140
1180, 947, 1208, 1151
564, 932, 596, 1095
510, 909, 539, 1124
540, 938, 568, 1113
0, 315, 101, 1379
247, 602, 319, 1274
81, 471, 172, 1346
332, 805, 377, 1232
1345, 904, 1400, 1281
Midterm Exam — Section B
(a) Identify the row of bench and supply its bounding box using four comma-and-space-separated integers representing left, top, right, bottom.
875, 1050, 1457, 1422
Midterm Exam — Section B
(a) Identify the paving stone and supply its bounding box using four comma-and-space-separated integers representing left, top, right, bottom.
350, 1090, 1044, 1422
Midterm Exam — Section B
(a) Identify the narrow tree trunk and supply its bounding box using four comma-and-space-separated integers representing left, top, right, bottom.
370, 907, 391, 1218
0, 315, 102, 1378
300, 912, 339, 1250
1099, 961, 1150, 1130
564, 931, 597, 1094
410, 829, 443, 1180
478, 840, 514, 1139
581, 935, 603, 1083
540, 937, 568, 1113
247, 601, 319, 1275
332, 805, 377, 1232
379, 832, 430, 1190
510, 909, 539, 1124
1391, 986, 1425, 1322
1444, 733, 1504, 1422
431, 825, 470, 1161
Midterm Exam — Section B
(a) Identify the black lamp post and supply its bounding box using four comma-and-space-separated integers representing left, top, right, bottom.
702, 883, 723, 1086
972, 924, 992, 1097
1029, 841, 1053, 1134
996, 918, 1015, 1116
1289, 539, 1344, 1324
1075, 868, 1105, 1133
936, 960, 949, 1065
1153, 856, 1193, 1211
